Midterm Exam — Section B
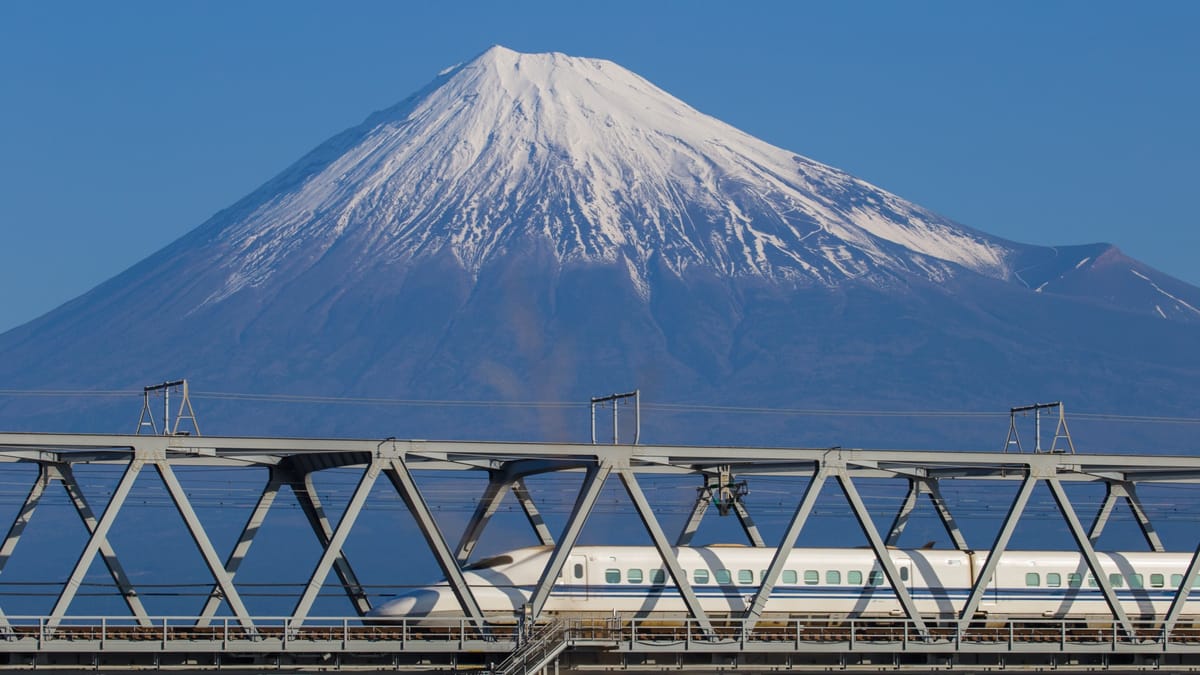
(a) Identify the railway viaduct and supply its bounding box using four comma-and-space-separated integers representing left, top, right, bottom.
0, 429, 1196, 673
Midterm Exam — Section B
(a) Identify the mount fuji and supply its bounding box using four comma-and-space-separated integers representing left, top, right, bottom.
2, 46, 1198, 450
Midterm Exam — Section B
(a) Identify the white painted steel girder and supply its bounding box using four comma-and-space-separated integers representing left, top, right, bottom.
0, 433, 1196, 635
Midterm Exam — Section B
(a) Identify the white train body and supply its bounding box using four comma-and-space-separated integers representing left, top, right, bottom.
370, 545, 1200, 620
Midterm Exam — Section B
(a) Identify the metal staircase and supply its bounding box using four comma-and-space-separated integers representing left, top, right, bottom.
491, 618, 571, 675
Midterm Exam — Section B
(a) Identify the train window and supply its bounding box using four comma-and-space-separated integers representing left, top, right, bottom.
900, 567, 909, 583
715, 569, 732, 584
1109, 574, 1124, 588
1129, 574, 1143, 589
605, 569, 621, 584
867, 571, 884, 586
694, 569, 709, 584
1151, 574, 1164, 588
1194, 575, 1200, 588
1046, 573, 1061, 588
627, 569, 643, 584
1067, 573, 1082, 588
848, 570, 863, 585
1025, 573, 1040, 587
738, 570, 754, 584
760, 570, 767, 582
1172, 574, 1184, 588
804, 570, 819, 585
782, 570, 797, 584
826, 570, 841, 584
1087, 575, 1097, 587
650, 569, 667, 584
574, 564, 584, 579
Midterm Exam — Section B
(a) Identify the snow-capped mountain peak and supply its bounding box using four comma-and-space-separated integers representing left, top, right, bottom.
198, 45, 1014, 305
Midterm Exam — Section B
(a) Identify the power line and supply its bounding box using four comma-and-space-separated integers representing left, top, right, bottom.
1, 387, 1198, 424
0, 389, 134, 398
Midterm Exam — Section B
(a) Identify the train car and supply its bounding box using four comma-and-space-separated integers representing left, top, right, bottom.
368, 545, 1200, 621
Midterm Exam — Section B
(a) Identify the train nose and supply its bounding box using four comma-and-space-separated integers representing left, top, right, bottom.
368, 590, 442, 619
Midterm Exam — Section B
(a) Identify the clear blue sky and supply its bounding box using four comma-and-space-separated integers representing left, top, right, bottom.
1, 1, 1196, 333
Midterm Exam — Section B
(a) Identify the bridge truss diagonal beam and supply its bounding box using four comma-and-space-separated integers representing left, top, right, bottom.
528, 461, 611, 619
731, 500, 766, 547
1163, 535, 1200, 635
616, 468, 714, 635
884, 479, 921, 547
743, 466, 827, 632
925, 479, 969, 550
197, 470, 283, 624
155, 461, 255, 629
675, 474, 764, 548
835, 470, 929, 637
456, 475, 556, 567
53, 464, 151, 625
0, 465, 50, 627
1045, 478, 1136, 638
290, 471, 372, 616
291, 460, 381, 626
956, 471, 1037, 632
512, 478, 555, 546
675, 488, 709, 547
49, 457, 145, 627
1088, 481, 1164, 552
455, 473, 508, 565
383, 456, 487, 632
885, 479, 968, 550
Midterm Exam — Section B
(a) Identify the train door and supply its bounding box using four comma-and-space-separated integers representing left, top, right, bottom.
891, 559, 914, 615
896, 559, 913, 588
566, 554, 588, 600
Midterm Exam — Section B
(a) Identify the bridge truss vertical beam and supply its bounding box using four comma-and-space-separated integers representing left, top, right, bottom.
616, 468, 714, 635
528, 461, 611, 619
1089, 481, 1164, 552
743, 465, 827, 632
835, 469, 929, 637
198, 469, 282, 624
1045, 478, 1135, 638
382, 456, 487, 632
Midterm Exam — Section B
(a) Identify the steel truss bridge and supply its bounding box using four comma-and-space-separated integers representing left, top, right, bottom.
0, 432, 1197, 672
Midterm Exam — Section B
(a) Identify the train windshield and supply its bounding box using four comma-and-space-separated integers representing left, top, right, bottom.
463, 555, 513, 571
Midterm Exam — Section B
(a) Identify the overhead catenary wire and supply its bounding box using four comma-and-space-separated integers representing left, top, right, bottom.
1, 387, 1198, 425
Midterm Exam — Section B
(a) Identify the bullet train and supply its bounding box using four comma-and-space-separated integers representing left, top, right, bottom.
369, 545, 1200, 621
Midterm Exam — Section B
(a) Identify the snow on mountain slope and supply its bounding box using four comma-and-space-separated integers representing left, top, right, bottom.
1011, 244, 1200, 322
2, 46, 1200, 450
198, 45, 1013, 306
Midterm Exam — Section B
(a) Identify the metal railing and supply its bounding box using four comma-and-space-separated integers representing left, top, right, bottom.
0, 615, 516, 652
2, 615, 1200, 655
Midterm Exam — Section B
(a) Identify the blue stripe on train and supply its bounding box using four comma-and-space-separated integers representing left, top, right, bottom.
538, 584, 1190, 602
